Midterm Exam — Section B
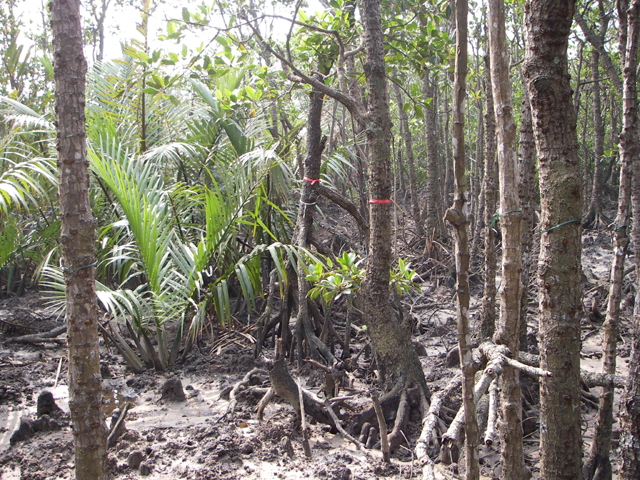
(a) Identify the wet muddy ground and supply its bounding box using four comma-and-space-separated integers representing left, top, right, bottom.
0, 229, 634, 479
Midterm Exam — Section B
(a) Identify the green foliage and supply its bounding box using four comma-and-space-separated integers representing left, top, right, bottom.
306, 252, 417, 302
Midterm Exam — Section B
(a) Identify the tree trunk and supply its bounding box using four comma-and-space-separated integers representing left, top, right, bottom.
443, 0, 479, 477
51, 0, 108, 478
617, 2, 640, 479
487, 0, 524, 477
292, 78, 328, 363
422, 70, 443, 239
583, 49, 606, 229
470, 99, 484, 264
518, 76, 536, 351
479, 54, 498, 341
585, 1, 638, 478
523, 1, 583, 479
359, 0, 426, 392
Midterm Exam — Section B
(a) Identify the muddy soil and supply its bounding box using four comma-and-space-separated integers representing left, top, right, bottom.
0, 229, 634, 479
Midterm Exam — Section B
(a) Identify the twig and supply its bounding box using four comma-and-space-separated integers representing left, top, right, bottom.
372, 390, 390, 462
107, 402, 130, 448
323, 398, 362, 449
298, 379, 312, 457
54, 357, 64, 388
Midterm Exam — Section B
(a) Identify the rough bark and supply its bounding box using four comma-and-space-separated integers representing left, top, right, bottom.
51, 0, 108, 477
585, 2, 638, 477
359, 0, 426, 392
422, 70, 443, 239
487, 0, 525, 477
479, 54, 498, 341
292, 77, 328, 363
523, 1, 583, 479
443, 0, 479, 477
518, 76, 536, 351
617, 2, 640, 479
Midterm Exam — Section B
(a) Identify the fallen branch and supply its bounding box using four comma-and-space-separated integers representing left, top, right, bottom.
484, 378, 499, 445
3, 325, 66, 344
517, 351, 625, 387
107, 403, 131, 448
415, 374, 462, 474
298, 379, 312, 457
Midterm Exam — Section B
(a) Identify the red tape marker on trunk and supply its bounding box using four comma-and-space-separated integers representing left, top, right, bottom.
369, 199, 391, 204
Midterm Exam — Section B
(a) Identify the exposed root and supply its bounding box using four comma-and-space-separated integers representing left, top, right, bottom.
268, 358, 336, 429
256, 387, 275, 421
371, 390, 390, 462
227, 368, 268, 418
388, 390, 410, 450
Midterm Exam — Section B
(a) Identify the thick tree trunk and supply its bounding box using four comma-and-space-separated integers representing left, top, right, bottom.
359, 0, 426, 392
487, 0, 525, 477
51, 0, 108, 478
523, 1, 583, 479
479, 54, 498, 341
443, 0, 479, 477
617, 2, 640, 479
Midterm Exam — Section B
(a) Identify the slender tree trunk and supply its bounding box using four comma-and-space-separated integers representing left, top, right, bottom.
444, 0, 479, 477
523, 1, 583, 479
392, 79, 424, 240
51, 0, 108, 478
470, 100, 485, 263
293, 78, 327, 361
518, 76, 536, 351
584, 49, 606, 229
585, 2, 638, 478
488, 0, 524, 477
617, 2, 640, 479
479, 54, 498, 341
422, 70, 443, 239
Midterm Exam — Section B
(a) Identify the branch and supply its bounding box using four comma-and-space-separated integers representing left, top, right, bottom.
574, 11, 623, 94
316, 184, 369, 237
242, 15, 365, 122
3, 325, 66, 344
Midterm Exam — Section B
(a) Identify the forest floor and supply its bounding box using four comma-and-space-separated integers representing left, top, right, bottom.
0, 228, 634, 480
